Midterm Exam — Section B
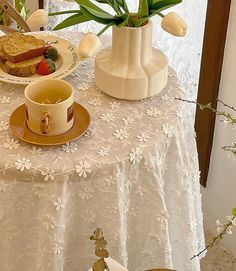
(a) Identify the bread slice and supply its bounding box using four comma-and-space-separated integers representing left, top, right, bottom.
2, 56, 43, 77
0, 33, 23, 63
3, 34, 45, 63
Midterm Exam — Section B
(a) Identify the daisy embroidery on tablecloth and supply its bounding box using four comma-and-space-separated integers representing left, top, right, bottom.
42, 215, 56, 231
146, 107, 161, 117
15, 158, 32, 172
30, 146, 42, 155
100, 112, 115, 122
110, 101, 120, 109
77, 83, 89, 92
41, 168, 55, 182
78, 187, 93, 201
53, 198, 65, 211
137, 133, 150, 142
129, 148, 143, 164
80, 210, 95, 223
4, 139, 20, 150
0, 96, 11, 104
122, 116, 134, 125
54, 241, 64, 254
162, 124, 173, 138
0, 121, 9, 132
61, 142, 78, 153
105, 176, 115, 186
88, 97, 102, 106
75, 161, 92, 177
114, 129, 129, 140
98, 146, 110, 156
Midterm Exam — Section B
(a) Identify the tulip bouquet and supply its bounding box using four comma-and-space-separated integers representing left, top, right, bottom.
27, 0, 187, 59
48, 0, 187, 36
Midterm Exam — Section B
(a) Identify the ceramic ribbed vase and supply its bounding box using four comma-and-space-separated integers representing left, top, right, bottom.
95, 21, 168, 100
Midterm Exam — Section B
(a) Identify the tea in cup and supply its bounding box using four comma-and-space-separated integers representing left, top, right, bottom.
24, 78, 74, 136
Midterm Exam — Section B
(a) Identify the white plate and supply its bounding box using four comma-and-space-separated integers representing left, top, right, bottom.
0, 33, 80, 85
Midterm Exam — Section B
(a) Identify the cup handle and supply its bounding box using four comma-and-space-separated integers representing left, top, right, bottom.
40, 112, 52, 134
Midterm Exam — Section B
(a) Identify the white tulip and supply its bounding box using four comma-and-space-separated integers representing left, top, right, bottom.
78, 33, 102, 60
26, 9, 49, 31
161, 12, 187, 37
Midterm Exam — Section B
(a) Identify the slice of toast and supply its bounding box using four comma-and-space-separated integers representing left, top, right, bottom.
0, 33, 23, 63
2, 56, 43, 77
3, 34, 45, 63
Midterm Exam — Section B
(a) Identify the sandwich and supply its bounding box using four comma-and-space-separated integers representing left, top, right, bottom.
0, 33, 46, 77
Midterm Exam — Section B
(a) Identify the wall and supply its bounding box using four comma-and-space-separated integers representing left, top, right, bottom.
202, 0, 236, 256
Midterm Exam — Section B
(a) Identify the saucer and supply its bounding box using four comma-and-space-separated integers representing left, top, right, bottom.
9, 102, 90, 146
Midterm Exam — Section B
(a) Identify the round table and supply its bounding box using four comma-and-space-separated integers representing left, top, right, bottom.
0, 32, 204, 271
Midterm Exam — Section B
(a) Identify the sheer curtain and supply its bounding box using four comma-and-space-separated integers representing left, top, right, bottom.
46, 0, 207, 101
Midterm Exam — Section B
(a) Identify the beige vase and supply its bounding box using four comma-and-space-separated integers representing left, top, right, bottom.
95, 20, 168, 100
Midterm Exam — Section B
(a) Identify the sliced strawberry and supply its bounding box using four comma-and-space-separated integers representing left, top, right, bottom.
43, 46, 59, 61
37, 58, 56, 75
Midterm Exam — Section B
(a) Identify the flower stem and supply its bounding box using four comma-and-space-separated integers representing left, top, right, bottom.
97, 22, 114, 37
150, 10, 165, 18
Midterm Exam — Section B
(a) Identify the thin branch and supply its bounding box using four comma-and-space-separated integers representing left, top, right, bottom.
217, 99, 236, 112
191, 219, 235, 260
175, 97, 236, 124
222, 145, 236, 156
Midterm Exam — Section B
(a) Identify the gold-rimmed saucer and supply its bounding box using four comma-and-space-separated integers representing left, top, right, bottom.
9, 102, 90, 146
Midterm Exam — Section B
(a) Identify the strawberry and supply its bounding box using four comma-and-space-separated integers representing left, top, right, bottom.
37, 58, 56, 75
43, 46, 59, 61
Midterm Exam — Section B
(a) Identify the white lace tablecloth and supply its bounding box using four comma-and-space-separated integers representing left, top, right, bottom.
0, 32, 204, 271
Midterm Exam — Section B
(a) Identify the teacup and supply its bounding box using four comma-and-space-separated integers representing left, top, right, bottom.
24, 78, 74, 136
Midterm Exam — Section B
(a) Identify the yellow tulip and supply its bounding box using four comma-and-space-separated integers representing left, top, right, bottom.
78, 33, 102, 60
161, 12, 187, 37
26, 9, 49, 31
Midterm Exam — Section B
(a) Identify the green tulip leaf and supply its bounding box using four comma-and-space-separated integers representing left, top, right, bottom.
53, 12, 91, 30
92, 0, 123, 15
74, 0, 111, 14
116, 13, 129, 27
49, 10, 81, 16
138, 0, 149, 19
152, 0, 182, 11
116, 0, 129, 13
80, 5, 116, 24
147, 0, 154, 9
94, 0, 107, 3
135, 16, 149, 27
80, 5, 128, 26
